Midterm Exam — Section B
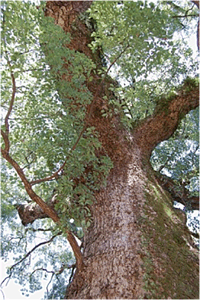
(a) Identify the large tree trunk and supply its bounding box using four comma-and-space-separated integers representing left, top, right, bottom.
66, 149, 198, 299
43, 2, 199, 298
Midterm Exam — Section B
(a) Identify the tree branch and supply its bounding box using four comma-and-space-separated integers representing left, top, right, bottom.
172, 14, 199, 18
5, 70, 16, 136
1, 47, 16, 131
1, 130, 83, 269
29, 262, 76, 298
30, 160, 66, 185
189, 230, 199, 239
1, 150, 59, 222
191, 0, 200, 50
14, 203, 49, 226
191, 0, 199, 9
1, 150, 83, 269
156, 173, 199, 210
134, 82, 199, 158
1, 232, 62, 287
1, 129, 10, 154
1, 53, 62, 233
1, 5, 85, 271
1, 56, 16, 153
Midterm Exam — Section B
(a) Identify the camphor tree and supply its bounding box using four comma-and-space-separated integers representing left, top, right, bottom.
1, 0, 199, 299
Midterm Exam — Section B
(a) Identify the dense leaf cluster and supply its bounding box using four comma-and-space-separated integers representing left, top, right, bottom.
89, 0, 198, 125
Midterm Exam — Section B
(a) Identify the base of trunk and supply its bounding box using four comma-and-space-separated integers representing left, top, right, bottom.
66, 160, 199, 299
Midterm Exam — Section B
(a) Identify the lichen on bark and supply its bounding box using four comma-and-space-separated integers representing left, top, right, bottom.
141, 174, 199, 299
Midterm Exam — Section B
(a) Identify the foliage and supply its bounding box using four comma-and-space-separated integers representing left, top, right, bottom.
89, 0, 198, 123
1, 220, 73, 299
151, 107, 199, 238
1, 0, 199, 298
1, 1, 112, 297
1, 0, 112, 226
151, 107, 199, 196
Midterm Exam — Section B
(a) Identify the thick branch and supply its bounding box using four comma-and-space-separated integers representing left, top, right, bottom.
14, 203, 48, 226
1, 55, 60, 226
14, 197, 83, 242
156, 173, 199, 210
134, 84, 199, 158
1, 129, 10, 154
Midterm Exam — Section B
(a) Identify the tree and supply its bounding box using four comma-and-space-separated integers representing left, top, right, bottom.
1, 0, 199, 299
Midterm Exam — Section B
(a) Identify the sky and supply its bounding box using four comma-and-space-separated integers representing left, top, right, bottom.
0, 0, 199, 299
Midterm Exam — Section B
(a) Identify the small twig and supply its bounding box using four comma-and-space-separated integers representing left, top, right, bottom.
158, 157, 170, 173
189, 231, 199, 239
3, 55, 16, 136
172, 14, 199, 18
0, 288, 5, 300
14, 231, 61, 267
24, 227, 54, 233
105, 43, 130, 75
30, 267, 55, 276
68, 264, 76, 283
46, 272, 54, 296
0, 232, 62, 287
56, 263, 76, 275
30, 267, 55, 298
30, 160, 66, 185
29, 263, 76, 297
17, 67, 45, 73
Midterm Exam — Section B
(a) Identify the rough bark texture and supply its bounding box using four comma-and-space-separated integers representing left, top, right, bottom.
133, 85, 199, 159
8, 1, 197, 299
43, 1, 200, 298
65, 150, 199, 299
157, 173, 199, 210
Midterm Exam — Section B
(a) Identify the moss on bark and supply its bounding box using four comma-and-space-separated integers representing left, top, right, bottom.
142, 176, 199, 299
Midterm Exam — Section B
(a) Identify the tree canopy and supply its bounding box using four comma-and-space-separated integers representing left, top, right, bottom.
1, 0, 199, 299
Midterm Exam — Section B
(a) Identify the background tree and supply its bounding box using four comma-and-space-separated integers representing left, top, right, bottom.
1, 0, 199, 299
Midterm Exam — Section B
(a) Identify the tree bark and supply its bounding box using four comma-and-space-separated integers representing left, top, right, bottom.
157, 173, 199, 210
133, 85, 199, 159
66, 153, 199, 299
37, 1, 200, 298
